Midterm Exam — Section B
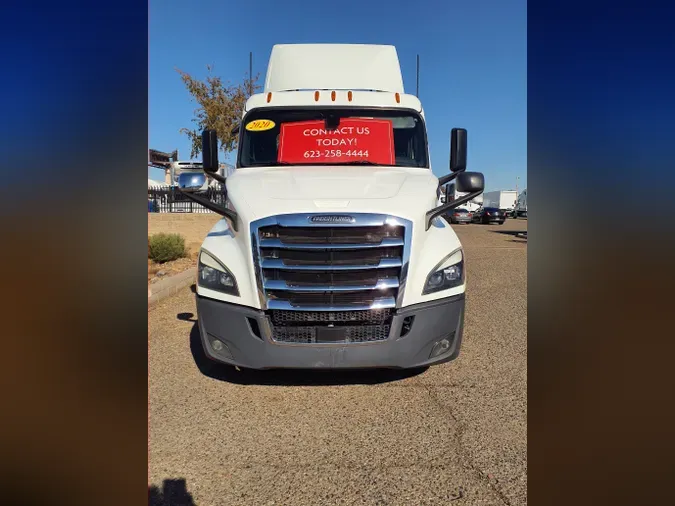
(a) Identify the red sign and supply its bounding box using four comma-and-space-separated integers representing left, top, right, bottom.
277, 118, 395, 165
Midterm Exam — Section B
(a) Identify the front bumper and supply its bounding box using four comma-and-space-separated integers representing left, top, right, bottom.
196, 294, 465, 370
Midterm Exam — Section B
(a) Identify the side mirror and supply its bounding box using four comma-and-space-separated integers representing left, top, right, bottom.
177, 172, 207, 192
450, 128, 467, 172
202, 129, 219, 173
455, 171, 484, 194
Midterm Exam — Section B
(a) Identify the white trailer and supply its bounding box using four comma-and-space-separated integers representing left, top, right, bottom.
444, 184, 482, 212
482, 190, 518, 213
513, 189, 527, 218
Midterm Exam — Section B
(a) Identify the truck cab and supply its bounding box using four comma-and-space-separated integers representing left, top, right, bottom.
181, 44, 484, 370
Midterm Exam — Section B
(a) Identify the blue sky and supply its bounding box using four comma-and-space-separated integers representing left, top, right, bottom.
149, 0, 526, 192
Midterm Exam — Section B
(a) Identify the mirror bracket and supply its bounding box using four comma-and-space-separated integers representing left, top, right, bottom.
177, 188, 239, 232
205, 170, 227, 185
438, 167, 464, 188
438, 167, 466, 187
425, 190, 483, 231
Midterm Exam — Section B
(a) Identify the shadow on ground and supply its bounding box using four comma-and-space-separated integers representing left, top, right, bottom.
491, 230, 527, 242
491, 230, 525, 236
182, 316, 427, 386
148, 479, 195, 506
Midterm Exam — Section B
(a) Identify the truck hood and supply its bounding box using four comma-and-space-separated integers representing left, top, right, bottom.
226, 165, 440, 222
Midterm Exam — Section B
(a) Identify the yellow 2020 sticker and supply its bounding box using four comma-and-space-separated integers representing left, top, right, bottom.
245, 119, 276, 132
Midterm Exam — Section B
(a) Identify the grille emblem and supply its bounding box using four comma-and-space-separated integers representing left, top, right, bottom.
309, 215, 356, 224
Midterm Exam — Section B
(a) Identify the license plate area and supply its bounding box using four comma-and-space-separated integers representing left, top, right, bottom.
316, 326, 348, 343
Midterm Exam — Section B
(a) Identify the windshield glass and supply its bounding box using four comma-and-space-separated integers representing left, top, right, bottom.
238, 108, 428, 168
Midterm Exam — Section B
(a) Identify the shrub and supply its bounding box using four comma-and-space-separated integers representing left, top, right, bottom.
148, 233, 187, 263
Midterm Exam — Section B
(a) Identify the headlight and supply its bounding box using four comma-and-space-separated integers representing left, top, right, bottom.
198, 250, 239, 296
422, 248, 465, 295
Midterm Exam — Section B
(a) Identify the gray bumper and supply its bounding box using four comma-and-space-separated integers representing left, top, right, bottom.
196, 294, 465, 370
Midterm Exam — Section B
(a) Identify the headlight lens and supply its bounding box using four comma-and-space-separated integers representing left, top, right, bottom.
423, 249, 465, 295
198, 250, 239, 296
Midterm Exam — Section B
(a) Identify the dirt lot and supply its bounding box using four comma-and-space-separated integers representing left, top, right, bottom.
148, 219, 527, 505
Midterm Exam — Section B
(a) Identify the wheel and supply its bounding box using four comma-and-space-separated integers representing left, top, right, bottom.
499, 221, 504, 225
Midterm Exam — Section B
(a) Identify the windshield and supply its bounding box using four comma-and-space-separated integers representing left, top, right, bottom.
238, 108, 428, 168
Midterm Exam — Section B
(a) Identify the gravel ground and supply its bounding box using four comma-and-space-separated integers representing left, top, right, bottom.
149, 219, 527, 505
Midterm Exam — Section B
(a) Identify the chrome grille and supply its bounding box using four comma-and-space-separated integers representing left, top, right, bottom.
251, 214, 411, 344
251, 213, 412, 311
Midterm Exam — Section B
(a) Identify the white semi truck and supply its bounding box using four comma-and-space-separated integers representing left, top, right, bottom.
482, 190, 518, 214
179, 44, 485, 370
172, 161, 235, 190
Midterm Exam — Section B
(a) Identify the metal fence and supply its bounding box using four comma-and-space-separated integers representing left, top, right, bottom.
148, 185, 227, 213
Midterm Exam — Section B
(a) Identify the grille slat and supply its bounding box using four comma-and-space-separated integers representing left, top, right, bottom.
261, 247, 402, 266
268, 289, 396, 307
259, 237, 404, 249
263, 268, 401, 287
264, 278, 399, 292
261, 258, 402, 271
260, 225, 403, 244
267, 298, 396, 311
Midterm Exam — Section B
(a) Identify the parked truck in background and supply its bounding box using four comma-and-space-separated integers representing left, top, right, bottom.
179, 44, 485, 370
513, 188, 527, 218
482, 190, 517, 215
